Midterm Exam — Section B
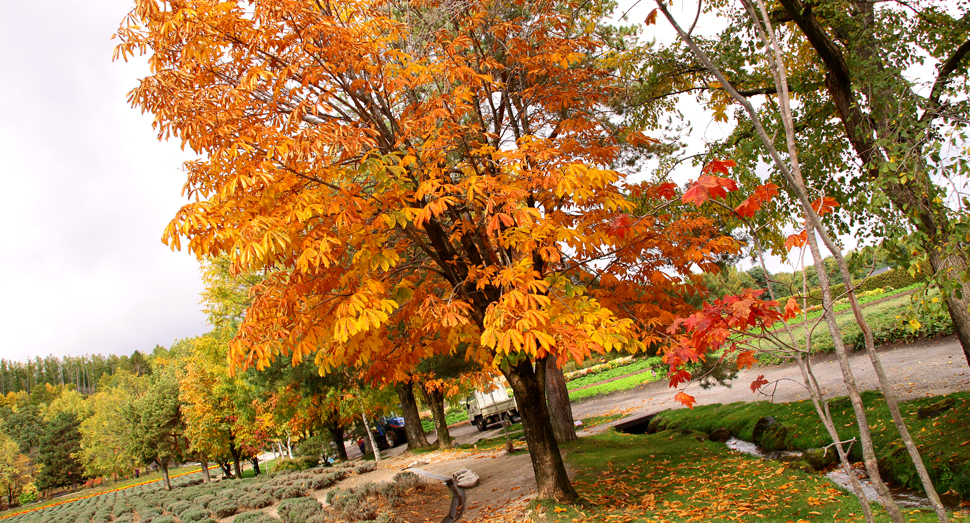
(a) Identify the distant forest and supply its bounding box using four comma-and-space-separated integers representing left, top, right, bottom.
0, 350, 153, 396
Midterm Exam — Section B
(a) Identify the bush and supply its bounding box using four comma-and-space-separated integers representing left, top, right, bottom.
273, 458, 316, 472
208, 499, 239, 518
180, 509, 212, 523
239, 492, 275, 509
277, 497, 325, 523
274, 485, 308, 500
353, 462, 376, 474
218, 488, 247, 500
233, 512, 278, 523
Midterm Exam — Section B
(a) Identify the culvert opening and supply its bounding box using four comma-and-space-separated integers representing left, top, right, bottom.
613, 413, 657, 435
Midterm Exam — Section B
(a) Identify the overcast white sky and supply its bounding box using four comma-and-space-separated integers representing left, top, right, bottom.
0, 0, 209, 361
0, 0, 816, 363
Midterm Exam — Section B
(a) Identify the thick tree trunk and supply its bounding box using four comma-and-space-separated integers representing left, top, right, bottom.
228, 439, 243, 480
421, 386, 452, 448
157, 459, 171, 490
502, 357, 578, 503
250, 456, 260, 475
200, 460, 210, 483
544, 355, 577, 444
929, 250, 970, 366
328, 423, 348, 462
396, 382, 431, 450
219, 461, 232, 478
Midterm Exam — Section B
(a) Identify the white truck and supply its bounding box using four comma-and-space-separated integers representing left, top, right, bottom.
465, 380, 519, 431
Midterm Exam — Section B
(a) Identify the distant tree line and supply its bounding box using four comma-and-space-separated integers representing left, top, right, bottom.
0, 351, 152, 396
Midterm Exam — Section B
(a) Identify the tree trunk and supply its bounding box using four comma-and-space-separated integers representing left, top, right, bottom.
929, 249, 970, 366
502, 357, 578, 503
421, 386, 452, 448
228, 439, 243, 480
200, 460, 210, 483
219, 461, 232, 479
544, 354, 577, 444
286, 434, 292, 458
396, 382, 431, 449
157, 459, 171, 490
250, 456, 260, 476
360, 413, 380, 462
328, 422, 348, 462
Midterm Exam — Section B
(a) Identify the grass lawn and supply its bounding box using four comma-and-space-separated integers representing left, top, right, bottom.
537, 428, 969, 522
568, 369, 663, 402
651, 391, 970, 501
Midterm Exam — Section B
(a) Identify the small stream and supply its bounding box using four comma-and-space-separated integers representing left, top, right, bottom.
725, 438, 956, 510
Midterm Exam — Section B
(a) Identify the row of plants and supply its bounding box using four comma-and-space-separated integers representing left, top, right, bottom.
648, 391, 970, 501
230, 470, 426, 523
4, 463, 361, 523
798, 262, 932, 306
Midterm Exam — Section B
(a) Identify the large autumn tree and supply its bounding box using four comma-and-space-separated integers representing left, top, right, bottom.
118, 0, 734, 500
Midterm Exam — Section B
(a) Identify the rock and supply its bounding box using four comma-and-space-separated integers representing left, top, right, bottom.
917, 397, 955, 419
408, 459, 429, 468
709, 428, 732, 442
788, 460, 815, 474
752, 416, 778, 444
803, 448, 838, 470
453, 468, 480, 488
646, 412, 669, 434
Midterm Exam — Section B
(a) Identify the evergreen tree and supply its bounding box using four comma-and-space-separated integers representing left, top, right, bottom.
35, 412, 84, 492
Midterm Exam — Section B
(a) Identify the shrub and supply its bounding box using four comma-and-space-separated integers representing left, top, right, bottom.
195, 494, 217, 508
180, 509, 212, 523
273, 458, 316, 472
274, 485, 307, 500
353, 462, 376, 474
218, 488, 247, 500
392, 471, 422, 490
233, 512, 278, 523
277, 497, 324, 523
150, 517, 176, 523
239, 492, 275, 509
208, 499, 239, 518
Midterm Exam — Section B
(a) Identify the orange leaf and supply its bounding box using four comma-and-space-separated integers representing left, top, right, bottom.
811, 196, 840, 216
608, 213, 634, 239
645, 8, 658, 25
783, 297, 801, 321
655, 182, 678, 201
784, 230, 808, 250
735, 350, 757, 370
674, 391, 697, 409
734, 182, 779, 218
682, 176, 738, 206
701, 159, 737, 175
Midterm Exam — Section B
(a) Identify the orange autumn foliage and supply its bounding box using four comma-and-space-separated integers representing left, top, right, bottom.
118, 0, 735, 381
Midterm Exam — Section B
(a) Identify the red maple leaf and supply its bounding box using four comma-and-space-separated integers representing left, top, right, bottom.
701, 159, 737, 175
608, 214, 635, 239
750, 374, 769, 393
655, 182, 678, 201
682, 176, 738, 206
734, 182, 780, 218
675, 391, 697, 409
